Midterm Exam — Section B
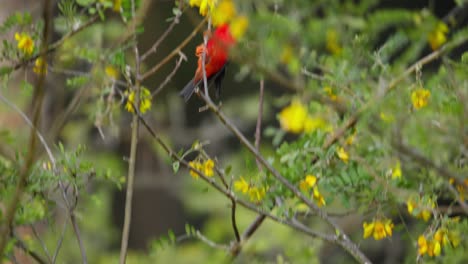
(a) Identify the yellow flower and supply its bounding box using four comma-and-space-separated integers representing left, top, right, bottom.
456, 184, 466, 201
278, 99, 308, 134
248, 186, 266, 202
15, 32, 34, 55
326, 29, 342, 55
420, 209, 432, 222
105, 65, 119, 79
384, 219, 394, 236
113, 0, 121, 12
345, 132, 356, 146
234, 177, 249, 193
189, 0, 202, 6
363, 218, 393, 240
363, 221, 374, 239
428, 22, 449, 50
418, 235, 428, 255
418, 235, 442, 257
125, 87, 152, 114
190, 0, 217, 16
411, 88, 430, 110
407, 198, 416, 214
373, 221, 386, 240
336, 147, 349, 163
203, 159, 215, 177
428, 240, 441, 257
407, 197, 434, 221
304, 116, 332, 133
188, 161, 203, 179
211, 0, 236, 26
312, 186, 326, 207
229, 15, 249, 40
448, 231, 460, 247
379, 112, 394, 123
434, 228, 449, 246
299, 174, 317, 191
280, 44, 294, 64
391, 161, 402, 179
323, 86, 338, 101
33, 58, 47, 75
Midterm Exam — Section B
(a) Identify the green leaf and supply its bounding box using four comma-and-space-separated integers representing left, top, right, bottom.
76, 0, 96, 7
172, 161, 180, 173
168, 229, 175, 243
0, 66, 12, 76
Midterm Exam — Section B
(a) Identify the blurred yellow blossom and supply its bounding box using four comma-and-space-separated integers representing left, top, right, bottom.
418, 235, 441, 257
326, 29, 342, 55
434, 227, 460, 248
323, 86, 338, 101
248, 186, 266, 202
299, 174, 317, 191
304, 116, 332, 133
190, 0, 217, 16
280, 44, 294, 64
391, 161, 402, 179
188, 161, 203, 179
379, 112, 394, 122
125, 87, 152, 114
428, 22, 449, 50
411, 88, 430, 109
363, 218, 394, 240
407, 197, 434, 222
113, 0, 121, 11
203, 159, 215, 177
234, 177, 249, 193
336, 147, 349, 163
278, 99, 308, 133
229, 15, 249, 40
312, 187, 326, 207
33, 58, 47, 75
449, 178, 467, 201
15, 32, 34, 55
105, 65, 119, 79
211, 0, 236, 26
345, 132, 356, 145
188, 159, 214, 179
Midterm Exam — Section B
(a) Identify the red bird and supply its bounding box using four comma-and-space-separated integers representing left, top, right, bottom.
180, 24, 236, 101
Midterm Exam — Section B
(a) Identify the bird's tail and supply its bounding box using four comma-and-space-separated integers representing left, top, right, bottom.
179, 78, 199, 102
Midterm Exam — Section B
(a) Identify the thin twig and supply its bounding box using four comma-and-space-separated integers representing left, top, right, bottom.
195, 231, 229, 250
70, 211, 87, 264
119, 0, 141, 263
231, 79, 268, 257
151, 52, 187, 98
13, 233, 48, 264
0, 93, 55, 164
254, 79, 265, 171
141, 16, 207, 81
31, 225, 53, 263
140, 6, 184, 62
52, 221, 68, 263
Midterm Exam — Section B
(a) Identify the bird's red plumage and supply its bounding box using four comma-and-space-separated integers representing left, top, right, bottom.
193, 24, 235, 83
179, 24, 236, 101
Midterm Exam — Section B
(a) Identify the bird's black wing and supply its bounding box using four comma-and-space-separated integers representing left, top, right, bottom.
179, 62, 228, 102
